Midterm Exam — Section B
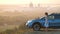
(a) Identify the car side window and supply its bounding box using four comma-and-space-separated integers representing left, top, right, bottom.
55, 16, 60, 19
48, 16, 54, 20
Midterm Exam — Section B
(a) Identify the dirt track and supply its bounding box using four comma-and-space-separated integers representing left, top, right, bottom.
24, 29, 60, 34
24, 30, 60, 34
25, 31, 60, 34
1, 28, 60, 34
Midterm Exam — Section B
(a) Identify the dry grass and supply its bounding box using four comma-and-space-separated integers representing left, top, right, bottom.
0, 24, 33, 34
0, 9, 59, 34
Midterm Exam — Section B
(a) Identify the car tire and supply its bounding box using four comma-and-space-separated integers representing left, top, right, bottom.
33, 23, 41, 31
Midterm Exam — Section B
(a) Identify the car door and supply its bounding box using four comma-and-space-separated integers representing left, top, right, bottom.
53, 16, 60, 26
48, 15, 55, 27
49, 15, 60, 27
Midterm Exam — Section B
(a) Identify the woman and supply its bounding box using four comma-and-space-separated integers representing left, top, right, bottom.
45, 12, 49, 31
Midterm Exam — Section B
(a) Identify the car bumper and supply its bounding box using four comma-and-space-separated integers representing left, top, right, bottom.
26, 24, 32, 28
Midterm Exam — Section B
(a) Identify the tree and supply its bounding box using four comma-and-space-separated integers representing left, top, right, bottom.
38, 3, 40, 7
29, 2, 33, 8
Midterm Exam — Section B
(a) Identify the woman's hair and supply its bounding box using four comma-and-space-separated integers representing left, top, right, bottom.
45, 12, 48, 16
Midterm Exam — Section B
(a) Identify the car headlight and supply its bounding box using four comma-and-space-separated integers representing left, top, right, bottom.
26, 20, 32, 25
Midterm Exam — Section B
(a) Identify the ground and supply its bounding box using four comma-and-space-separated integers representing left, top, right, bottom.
0, 25, 60, 34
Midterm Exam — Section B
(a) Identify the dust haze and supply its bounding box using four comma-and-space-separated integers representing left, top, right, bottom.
0, 5, 60, 25
0, 5, 60, 33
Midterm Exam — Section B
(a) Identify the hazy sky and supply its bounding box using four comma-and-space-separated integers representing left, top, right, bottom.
0, 0, 60, 5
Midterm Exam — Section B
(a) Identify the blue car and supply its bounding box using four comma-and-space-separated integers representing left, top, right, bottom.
26, 13, 60, 31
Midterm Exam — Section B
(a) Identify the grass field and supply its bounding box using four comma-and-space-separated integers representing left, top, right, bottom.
0, 25, 19, 32
0, 10, 59, 34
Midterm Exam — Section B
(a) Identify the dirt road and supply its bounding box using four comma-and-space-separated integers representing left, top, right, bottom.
24, 30, 60, 34
22, 29, 60, 34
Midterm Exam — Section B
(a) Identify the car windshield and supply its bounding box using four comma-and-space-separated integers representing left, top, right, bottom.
40, 17, 45, 20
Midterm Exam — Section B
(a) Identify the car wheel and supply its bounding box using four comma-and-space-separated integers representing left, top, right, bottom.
33, 23, 40, 31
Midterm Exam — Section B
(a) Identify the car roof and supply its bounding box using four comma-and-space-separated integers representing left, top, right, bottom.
49, 13, 60, 16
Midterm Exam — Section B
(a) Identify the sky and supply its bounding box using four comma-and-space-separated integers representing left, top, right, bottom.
0, 0, 59, 13
0, 0, 60, 5
0, 0, 60, 11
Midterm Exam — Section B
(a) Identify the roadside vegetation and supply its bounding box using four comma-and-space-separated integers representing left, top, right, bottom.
0, 9, 55, 34
0, 24, 33, 34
